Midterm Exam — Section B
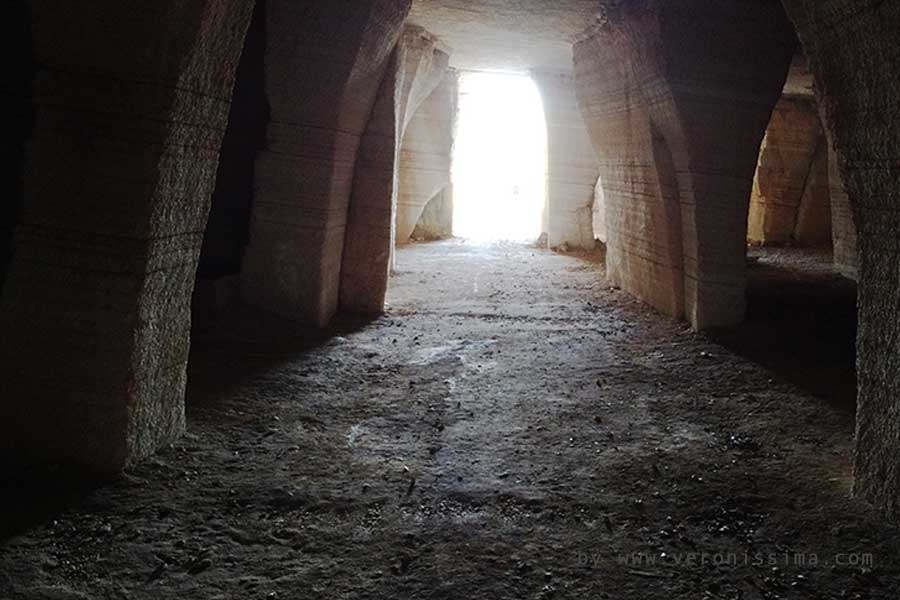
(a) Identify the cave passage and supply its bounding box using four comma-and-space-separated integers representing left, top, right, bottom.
451, 71, 547, 242
2, 242, 891, 597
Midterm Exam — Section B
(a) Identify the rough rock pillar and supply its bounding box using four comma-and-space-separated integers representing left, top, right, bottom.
825, 134, 858, 279
0, 1, 253, 472
782, 0, 900, 519
532, 70, 599, 250
240, 0, 412, 326
747, 97, 826, 245
575, 0, 796, 329
339, 28, 449, 314
396, 70, 459, 244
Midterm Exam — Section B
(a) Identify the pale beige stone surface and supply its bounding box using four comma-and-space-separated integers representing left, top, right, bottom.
339, 27, 450, 315
408, 0, 601, 71
575, 0, 796, 330
783, 0, 899, 519
396, 70, 459, 244
747, 97, 825, 246
532, 70, 599, 250
240, 0, 412, 327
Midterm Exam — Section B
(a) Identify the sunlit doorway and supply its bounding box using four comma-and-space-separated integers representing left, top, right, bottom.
452, 71, 548, 242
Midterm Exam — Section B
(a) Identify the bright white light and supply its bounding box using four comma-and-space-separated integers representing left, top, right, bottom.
452, 72, 548, 242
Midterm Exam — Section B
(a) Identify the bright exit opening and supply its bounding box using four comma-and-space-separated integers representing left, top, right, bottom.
452, 72, 548, 242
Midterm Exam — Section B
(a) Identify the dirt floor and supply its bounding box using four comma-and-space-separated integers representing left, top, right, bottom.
1, 240, 898, 599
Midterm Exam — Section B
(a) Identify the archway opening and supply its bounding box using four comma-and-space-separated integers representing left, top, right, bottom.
451, 71, 547, 242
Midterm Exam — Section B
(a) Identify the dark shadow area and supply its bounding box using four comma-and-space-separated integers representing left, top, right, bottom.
195, 0, 269, 281
0, 2, 35, 291
711, 247, 857, 416
0, 466, 102, 541
188, 306, 378, 414
0, 307, 376, 542
191, 0, 269, 323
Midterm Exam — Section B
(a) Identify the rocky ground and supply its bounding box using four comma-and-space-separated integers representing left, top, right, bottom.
1, 240, 897, 599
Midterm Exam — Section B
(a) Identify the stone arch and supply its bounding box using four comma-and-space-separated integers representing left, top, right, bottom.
339, 27, 450, 314
532, 69, 600, 250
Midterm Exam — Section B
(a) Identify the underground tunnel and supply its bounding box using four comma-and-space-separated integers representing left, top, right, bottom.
1, 1, 899, 598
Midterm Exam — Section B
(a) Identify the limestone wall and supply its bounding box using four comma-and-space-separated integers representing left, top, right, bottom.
747, 97, 828, 246
339, 27, 450, 314
532, 70, 599, 250
198, 0, 269, 280
794, 138, 832, 247
783, 0, 900, 521
0, 1, 254, 472
575, 0, 796, 329
240, 0, 412, 326
592, 177, 607, 243
396, 70, 459, 244
825, 134, 858, 279
411, 186, 454, 241
575, 34, 686, 318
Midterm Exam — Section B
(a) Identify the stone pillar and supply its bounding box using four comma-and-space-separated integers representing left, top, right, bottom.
825, 134, 858, 279
747, 97, 824, 245
575, 0, 796, 329
0, 1, 253, 473
339, 28, 449, 314
793, 137, 832, 247
396, 70, 459, 244
782, 0, 900, 519
575, 30, 686, 318
240, 0, 412, 326
532, 70, 599, 250
410, 186, 454, 241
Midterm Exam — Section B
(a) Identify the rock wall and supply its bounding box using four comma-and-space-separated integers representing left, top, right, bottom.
575, 30, 686, 318
793, 137, 832, 247
0, 2, 33, 292
0, 1, 254, 472
396, 70, 459, 244
198, 0, 270, 280
825, 134, 859, 279
532, 70, 599, 250
782, 0, 900, 519
575, 0, 796, 329
340, 28, 450, 314
592, 177, 607, 243
747, 97, 828, 246
240, 0, 412, 326
411, 186, 454, 241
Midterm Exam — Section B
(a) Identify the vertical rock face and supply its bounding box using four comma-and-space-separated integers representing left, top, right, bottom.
240, 0, 412, 326
339, 28, 450, 315
592, 176, 607, 243
532, 70, 599, 250
396, 70, 459, 244
575, 27, 686, 318
782, 0, 900, 519
793, 138, 832, 247
0, 2, 33, 291
825, 134, 858, 279
411, 186, 455, 241
0, 1, 254, 472
747, 97, 828, 246
574, 0, 796, 329
198, 0, 270, 280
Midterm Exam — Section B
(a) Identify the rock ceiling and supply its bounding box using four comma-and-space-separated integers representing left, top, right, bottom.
409, 1, 811, 96
408, 0, 602, 73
